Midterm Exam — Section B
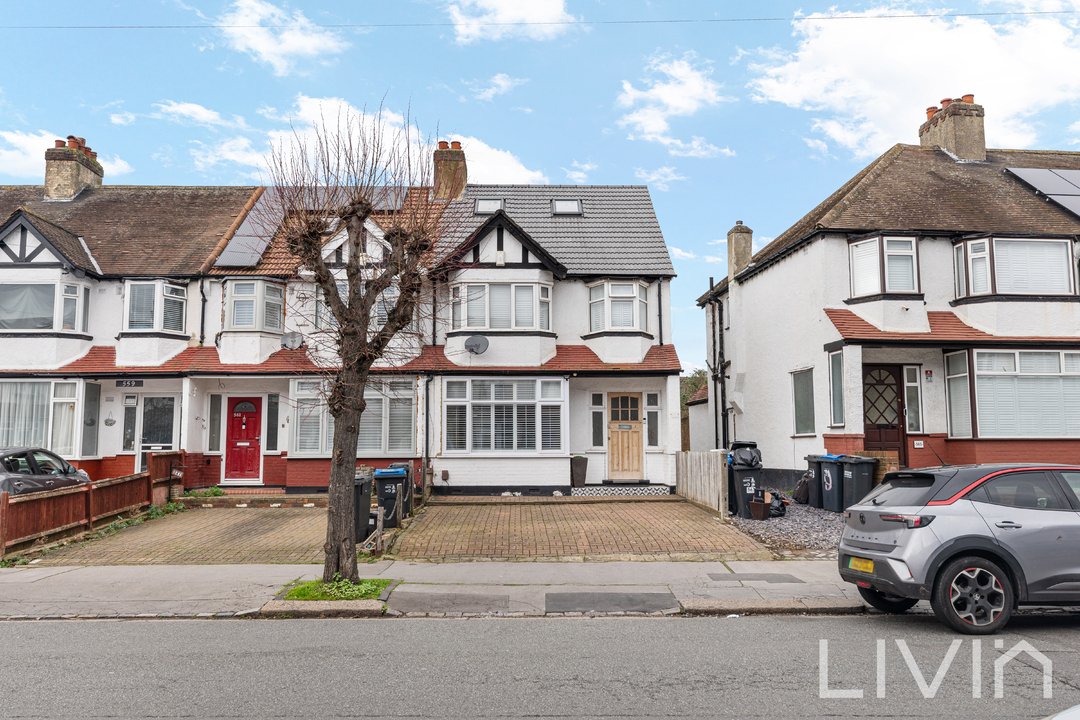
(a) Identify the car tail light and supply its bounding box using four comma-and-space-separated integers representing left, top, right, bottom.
843, 511, 851, 519
880, 514, 935, 529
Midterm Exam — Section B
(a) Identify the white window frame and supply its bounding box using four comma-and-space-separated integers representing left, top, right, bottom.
124, 280, 188, 335
902, 365, 923, 434
883, 238, 918, 293
589, 392, 605, 449
971, 349, 1080, 439
945, 351, 973, 438
955, 237, 1075, 299
450, 282, 551, 332
791, 368, 816, 437
290, 379, 416, 457
645, 391, 661, 448
442, 377, 567, 456
0, 379, 99, 459
586, 280, 651, 333
849, 236, 921, 298
0, 282, 92, 334
828, 350, 844, 427
225, 279, 285, 333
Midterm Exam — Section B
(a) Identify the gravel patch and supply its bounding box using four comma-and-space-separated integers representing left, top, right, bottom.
730, 490, 846, 551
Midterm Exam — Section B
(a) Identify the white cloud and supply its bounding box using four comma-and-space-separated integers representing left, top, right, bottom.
450, 134, 548, 184
704, 255, 726, 263
469, 73, 528, 101
0, 130, 134, 179
218, 0, 349, 76
562, 160, 596, 183
1069, 119, 1080, 133
634, 166, 686, 191
749, 5, 1080, 157
707, 238, 726, 246
154, 100, 246, 128
669, 247, 697, 260
190, 136, 266, 173
110, 112, 136, 126
447, 0, 578, 44
512, 106, 533, 114
618, 52, 735, 158
804, 137, 830, 157
753, 236, 773, 253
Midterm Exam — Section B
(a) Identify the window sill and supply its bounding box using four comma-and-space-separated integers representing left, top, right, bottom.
222, 328, 284, 335
446, 330, 557, 338
844, 293, 924, 305
791, 433, 818, 438
0, 331, 93, 340
827, 424, 846, 429
950, 294, 1080, 306
118, 331, 191, 341
580, 330, 655, 340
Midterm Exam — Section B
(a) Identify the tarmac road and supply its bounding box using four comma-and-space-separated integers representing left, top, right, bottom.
2, 613, 1080, 719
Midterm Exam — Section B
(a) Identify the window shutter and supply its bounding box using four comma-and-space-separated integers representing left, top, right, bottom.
357, 397, 383, 451
489, 285, 511, 328
977, 352, 1015, 372
494, 404, 515, 449
446, 406, 467, 450
539, 300, 550, 330
163, 297, 185, 332
885, 254, 915, 291
850, 240, 881, 297
954, 245, 966, 297
264, 286, 284, 330
232, 299, 255, 327
970, 256, 989, 294
590, 300, 605, 332
472, 404, 492, 450
1020, 352, 1060, 374
946, 376, 971, 437
540, 405, 561, 450
325, 410, 335, 453
446, 381, 467, 400
995, 240, 1070, 294
611, 299, 634, 328
296, 399, 322, 452
1065, 377, 1080, 435
517, 405, 536, 449
514, 285, 533, 327
388, 398, 413, 451
467, 285, 486, 327
128, 285, 155, 329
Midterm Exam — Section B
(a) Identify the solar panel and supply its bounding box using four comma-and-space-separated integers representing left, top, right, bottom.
1006, 167, 1080, 195
1050, 169, 1080, 193
1049, 194, 1080, 216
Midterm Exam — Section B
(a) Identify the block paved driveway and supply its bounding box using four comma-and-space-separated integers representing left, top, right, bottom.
394, 499, 769, 561
36, 508, 326, 565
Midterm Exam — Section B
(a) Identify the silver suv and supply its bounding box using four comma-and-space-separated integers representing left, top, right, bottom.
839, 463, 1080, 634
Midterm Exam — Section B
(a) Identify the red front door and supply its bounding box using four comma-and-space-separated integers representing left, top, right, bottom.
225, 397, 261, 480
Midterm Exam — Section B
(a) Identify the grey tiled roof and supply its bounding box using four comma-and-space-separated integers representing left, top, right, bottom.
447, 185, 674, 277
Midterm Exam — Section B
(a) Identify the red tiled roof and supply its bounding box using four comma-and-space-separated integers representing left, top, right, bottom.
2, 344, 681, 377
686, 385, 709, 405
824, 309, 1080, 345
398, 344, 682, 374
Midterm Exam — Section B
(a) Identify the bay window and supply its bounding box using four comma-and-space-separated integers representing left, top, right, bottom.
849, 236, 920, 298
0, 380, 93, 457
587, 281, 650, 333
955, 237, 1075, 298
444, 378, 565, 453
126, 281, 187, 334
0, 283, 90, 333
451, 283, 551, 331
292, 379, 415, 456
226, 280, 285, 333
970, 350, 1080, 437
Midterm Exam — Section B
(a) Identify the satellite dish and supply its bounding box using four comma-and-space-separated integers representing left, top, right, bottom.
464, 336, 489, 355
281, 332, 304, 351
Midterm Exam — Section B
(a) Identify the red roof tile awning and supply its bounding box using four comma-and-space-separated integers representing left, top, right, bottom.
824, 309, 1080, 347
398, 344, 682, 375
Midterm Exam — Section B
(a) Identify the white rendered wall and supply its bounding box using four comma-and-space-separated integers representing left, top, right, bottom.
688, 402, 713, 452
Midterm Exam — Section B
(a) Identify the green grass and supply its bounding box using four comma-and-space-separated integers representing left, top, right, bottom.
284, 575, 392, 601
185, 487, 225, 497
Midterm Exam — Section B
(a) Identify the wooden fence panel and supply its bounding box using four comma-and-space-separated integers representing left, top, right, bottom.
675, 451, 727, 519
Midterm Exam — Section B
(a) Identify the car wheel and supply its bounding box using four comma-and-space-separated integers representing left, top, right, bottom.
858, 586, 919, 614
931, 556, 1014, 634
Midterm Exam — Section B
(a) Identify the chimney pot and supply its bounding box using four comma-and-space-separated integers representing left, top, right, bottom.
450, 140, 461, 150
735, 220, 743, 225
54, 140, 66, 148
438, 140, 449, 150
940, 98, 952, 109
89, 151, 98, 159
46, 134, 104, 199
76, 137, 86, 148
83, 147, 91, 155
926, 106, 938, 120
962, 93, 974, 104
67, 137, 79, 148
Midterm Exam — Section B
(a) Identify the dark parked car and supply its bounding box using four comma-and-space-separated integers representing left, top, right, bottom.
839, 463, 1080, 634
0, 448, 90, 496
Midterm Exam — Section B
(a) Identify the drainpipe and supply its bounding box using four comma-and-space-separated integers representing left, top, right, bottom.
431, 279, 437, 346
199, 277, 207, 346
423, 374, 432, 471
657, 280, 664, 345
715, 296, 728, 450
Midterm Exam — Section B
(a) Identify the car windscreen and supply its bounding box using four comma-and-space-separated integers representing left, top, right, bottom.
859, 474, 938, 508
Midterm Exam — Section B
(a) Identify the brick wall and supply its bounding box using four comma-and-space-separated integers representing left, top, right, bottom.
822, 433, 865, 456
285, 457, 417, 489
264, 454, 287, 486
942, 439, 1080, 465
857, 450, 900, 486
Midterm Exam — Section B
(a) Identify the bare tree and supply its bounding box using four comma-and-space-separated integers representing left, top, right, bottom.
262, 107, 453, 582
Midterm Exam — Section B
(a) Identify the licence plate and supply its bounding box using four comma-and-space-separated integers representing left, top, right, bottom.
848, 557, 874, 574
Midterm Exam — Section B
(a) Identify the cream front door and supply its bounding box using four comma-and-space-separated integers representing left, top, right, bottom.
608, 393, 643, 480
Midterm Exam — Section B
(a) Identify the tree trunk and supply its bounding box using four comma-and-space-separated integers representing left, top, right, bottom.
323, 366, 364, 583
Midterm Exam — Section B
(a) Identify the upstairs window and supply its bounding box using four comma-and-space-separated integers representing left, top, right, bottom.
474, 199, 504, 214
126, 281, 187, 335
226, 280, 285, 333
849, 236, 919, 298
552, 199, 582, 215
451, 283, 551, 331
955, 238, 1074, 298
587, 281, 649, 333
0, 283, 90, 333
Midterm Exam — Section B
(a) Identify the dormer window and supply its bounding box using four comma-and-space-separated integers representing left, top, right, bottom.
226, 280, 285, 333
474, 199, 504, 215
552, 199, 582, 215
587, 281, 649, 333
125, 281, 187, 335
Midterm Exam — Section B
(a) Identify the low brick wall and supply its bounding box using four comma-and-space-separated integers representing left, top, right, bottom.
178, 496, 330, 509
857, 450, 900, 486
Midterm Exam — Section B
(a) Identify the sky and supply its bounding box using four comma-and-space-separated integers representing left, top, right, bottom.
4, 0, 1080, 369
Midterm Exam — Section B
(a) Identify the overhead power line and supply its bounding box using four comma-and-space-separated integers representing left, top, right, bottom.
3, 9, 1079, 30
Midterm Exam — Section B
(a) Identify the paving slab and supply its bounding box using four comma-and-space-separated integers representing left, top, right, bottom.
545, 592, 678, 614
387, 592, 510, 614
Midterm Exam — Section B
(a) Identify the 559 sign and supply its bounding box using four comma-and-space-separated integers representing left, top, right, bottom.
116, 380, 144, 388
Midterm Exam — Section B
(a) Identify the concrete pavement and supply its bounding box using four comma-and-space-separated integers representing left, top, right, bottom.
0, 559, 864, 618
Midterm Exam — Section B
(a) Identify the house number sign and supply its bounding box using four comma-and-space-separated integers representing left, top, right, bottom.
116, 380, 144, 387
